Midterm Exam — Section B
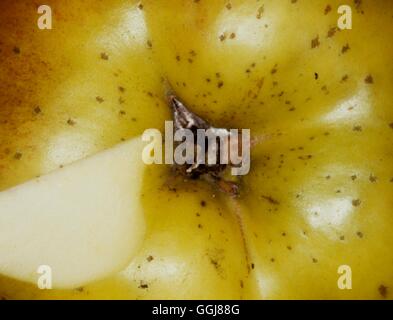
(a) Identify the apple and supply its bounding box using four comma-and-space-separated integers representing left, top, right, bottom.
0, 0, 393, 299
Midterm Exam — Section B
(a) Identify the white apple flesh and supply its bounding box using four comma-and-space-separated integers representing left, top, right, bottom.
0, 137, 146, 289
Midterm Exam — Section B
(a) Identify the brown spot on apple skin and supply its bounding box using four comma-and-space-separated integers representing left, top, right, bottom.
378, 285, 388, 298
341, 43, 350, 54
96, 96, 104, 103
327, 27, 337, 38
353, 125, 362, 132
14, 152, 22, 160
352, 199, 361, 207
67, 118, 76, 126
311, 36, 320, 48
261, 195, 280, 205
100, 52, 109, 60
341, 74, 349, 82
365, 75, 374, 84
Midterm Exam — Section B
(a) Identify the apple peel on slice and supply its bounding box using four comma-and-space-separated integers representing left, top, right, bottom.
0, 137, 146, 289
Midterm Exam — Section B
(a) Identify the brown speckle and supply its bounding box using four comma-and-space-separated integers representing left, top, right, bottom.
226, 2, 232, 10
311, 36, 320, 48
217, 81, 224, 88
324, 5, 332, 14
341, 43, 350, 53
369, 175, 377, 183
327, 27, 337, 38
351, 175, 357, 181
219, 34, 226, 41
378, 285, 388, 298
312, 258, 318, 263
138, 3, 143, 10
67, 118, 76, 126
13, 46, 20, 54
229, 32, 236, 39
314, 72, 319, 80
118, 86, 125, 93
147, 40, 152, 48
356, 231, 363, 238
96, 96, 104, 103
364, 75, 373, 84
341, 74, 349, 82
147, 255, 154, 262
139, 281, 149, 289
14, 152, 22, 160
100, 52, 109, 60
352, 199, 361, 207
389, 123, 393, 129
200, 200, 206, 207
34, 106, 41, 114
261, 195, 280, 205
353, 125, 362, 131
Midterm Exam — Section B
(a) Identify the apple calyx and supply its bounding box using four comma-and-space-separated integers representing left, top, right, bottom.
169, 95, 240, 197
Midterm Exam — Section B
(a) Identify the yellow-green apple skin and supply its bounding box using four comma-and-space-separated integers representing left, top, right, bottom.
1, 0, 393, 299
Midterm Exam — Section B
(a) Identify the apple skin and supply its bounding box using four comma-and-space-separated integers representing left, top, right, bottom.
1, 0, 393, 299
0, 0, 169, 191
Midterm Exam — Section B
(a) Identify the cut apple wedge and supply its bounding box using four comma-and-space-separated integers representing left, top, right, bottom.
0, 137, 146, 289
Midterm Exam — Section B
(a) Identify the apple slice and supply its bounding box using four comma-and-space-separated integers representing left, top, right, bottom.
0, 137, 146, 289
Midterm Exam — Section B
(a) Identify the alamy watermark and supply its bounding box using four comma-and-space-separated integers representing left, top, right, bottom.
141, 121, 251, 176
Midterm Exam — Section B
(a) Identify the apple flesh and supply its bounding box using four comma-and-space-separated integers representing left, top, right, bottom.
0, 137, 145, 289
